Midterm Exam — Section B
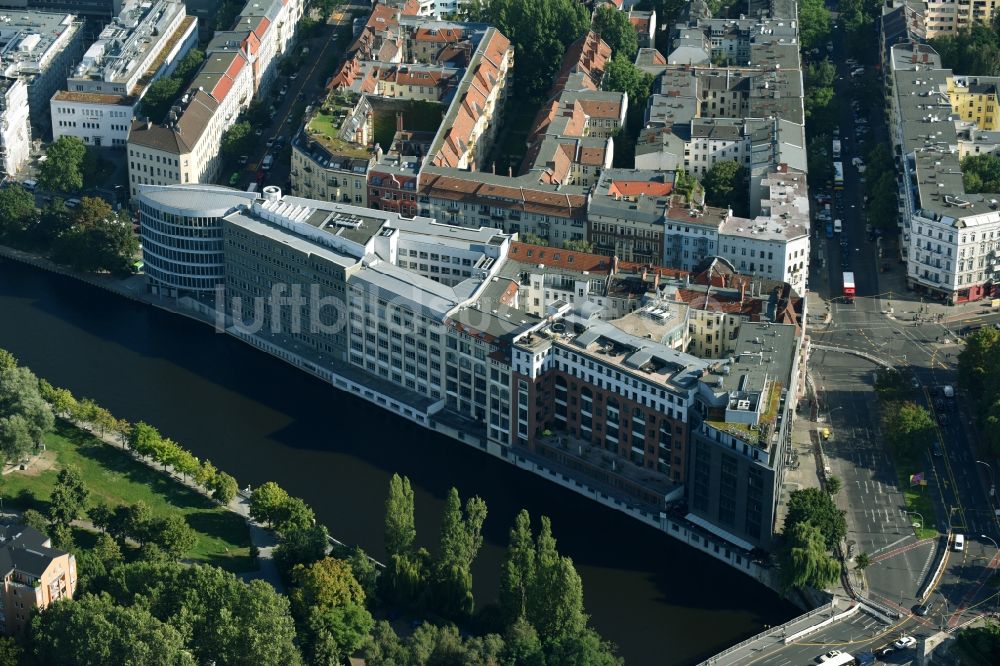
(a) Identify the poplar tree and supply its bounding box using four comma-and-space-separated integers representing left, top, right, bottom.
384, 474, 416, 557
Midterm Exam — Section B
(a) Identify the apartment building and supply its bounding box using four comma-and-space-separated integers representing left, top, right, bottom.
0, 10, 86, 135
885, 42, 1000, 302
126, 0, 302, 196
0, 77, 30, 176
884, 0, 996, 38
51, 0, 198, 147
424, 27, 513, 171
0, 524, 77, 634
687, 320, 803, 550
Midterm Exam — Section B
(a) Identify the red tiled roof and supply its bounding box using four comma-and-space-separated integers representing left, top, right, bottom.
608, 181, 674, 197
508, 242, 613, 272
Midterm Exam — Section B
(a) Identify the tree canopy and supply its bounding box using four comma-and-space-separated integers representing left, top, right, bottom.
0, 185, 37, 239
39, 137, 87, 193
779, 521, 841, 591
464, 0, 591, 101
0, 353, 54, 464
883, 401, 936, 458
104, 561, 302, 665
783, 487, 847, 551
29, 593, 194, 666
962, 153, 1000, 193
593, 5, 639, 61
931, 25, 1000, 77
702, 160, 746, 213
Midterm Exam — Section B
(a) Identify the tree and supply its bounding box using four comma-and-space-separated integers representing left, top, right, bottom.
194, 458, 217, 488
547, 627, 623, 666
104, 561, 302, 665
384, 473, 416, 557
147, 514, 197, 559
702, 160, 746, 211
141, 77, 182, 123
114, 418, 132, 448
88, 501, 114, 533
855, 552, 871, 570
275, 524, 329, 574
959, 326, 1000, 395
93, 407, 116, 437
302, 604, 375, 666
345, 546, 378, 601
221, 121, 255, 163
0, 184, 37, 239
39, 136, 87, 192
783, 487, 847, 551
883, 401, 936, 458
499, 510, 537, 624
527, 517, 586, 644
129, 421, 162, 458
563, 239, 593, 253
108, 501, 153, 546
962, 153, 1000, 193
250, 481, 291, 527
799, 0, 831, 51
49, 465, 89, 527
464, 0, 591, 101
380, 548, 431, 609
931, 25, 1000, 77
603, 54, 654, 108
520, 232, 549, 246
274, 496, 316, 534
592, 5, 639, 61
289, 557, 366, 618
502, 617, 545, 666
290, 558, 374, 665
22, 508, 49, 533
73, 197, 114, 229
779, 521, 841, 591
825, 475, 843, 496
0, 636, 21, 666
171, 447, 200, 481
49, 522, 75, 550
432, 488, 487, 620
0, 358, 54, 463
209, 471, 238, 503
29, 594, 194, 666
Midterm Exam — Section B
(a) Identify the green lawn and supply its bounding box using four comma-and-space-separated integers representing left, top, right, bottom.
1, 420, 252, 572
894, 454, 940, 540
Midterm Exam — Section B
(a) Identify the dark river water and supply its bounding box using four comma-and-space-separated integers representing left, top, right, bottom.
0, 258, 797, 664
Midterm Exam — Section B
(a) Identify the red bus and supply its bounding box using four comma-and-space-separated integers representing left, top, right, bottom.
843, 272, 855, 302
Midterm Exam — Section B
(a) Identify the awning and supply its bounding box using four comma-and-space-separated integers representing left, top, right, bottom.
684, 513, 755, 551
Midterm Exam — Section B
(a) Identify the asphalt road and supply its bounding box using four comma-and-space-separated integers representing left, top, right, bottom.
225, 16, 345, 192
806, 11, 1000, 638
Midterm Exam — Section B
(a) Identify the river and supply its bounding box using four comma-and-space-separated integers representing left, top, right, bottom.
0, 258, 797, 664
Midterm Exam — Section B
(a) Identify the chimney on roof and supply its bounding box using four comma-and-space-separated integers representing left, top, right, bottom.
492, 161, 496, 175
396, 111, 404, 132
508, 166, 513, 177
740, 280, 746, 306
612, 255, 619, 276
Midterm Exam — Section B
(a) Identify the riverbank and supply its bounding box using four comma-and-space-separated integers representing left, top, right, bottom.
0, 243, 784, 588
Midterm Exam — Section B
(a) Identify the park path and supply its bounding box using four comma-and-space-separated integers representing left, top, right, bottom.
51, 418, 285, 592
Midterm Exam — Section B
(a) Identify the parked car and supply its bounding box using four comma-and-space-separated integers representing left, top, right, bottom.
21, 179, 37, 191
65, 198, 81, 209
279, 86, 288, 97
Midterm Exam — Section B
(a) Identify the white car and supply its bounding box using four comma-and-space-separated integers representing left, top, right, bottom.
893, 636, 916, 650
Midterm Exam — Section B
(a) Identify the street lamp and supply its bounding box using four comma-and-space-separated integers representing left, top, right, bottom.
976, 460, 996, 498
906, 510, 924, 529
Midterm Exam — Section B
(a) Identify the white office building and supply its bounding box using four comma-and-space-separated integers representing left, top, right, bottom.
50, 0, 197, 147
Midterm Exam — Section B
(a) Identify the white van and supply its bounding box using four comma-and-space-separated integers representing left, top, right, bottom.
953, 534, 965, 551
